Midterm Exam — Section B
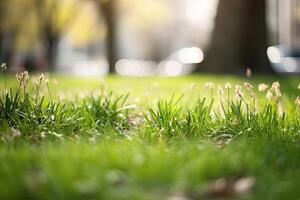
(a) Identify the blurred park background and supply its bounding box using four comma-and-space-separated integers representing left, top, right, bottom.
0, 0, 300, 76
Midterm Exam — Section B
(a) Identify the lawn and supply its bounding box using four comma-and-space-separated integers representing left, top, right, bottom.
0, 72, 300, 200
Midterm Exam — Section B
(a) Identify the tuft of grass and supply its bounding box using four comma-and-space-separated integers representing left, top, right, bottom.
144, 95, 299, 142
0, 87, 134, 143
81, 92, 133, 135
145, 95, 183, 139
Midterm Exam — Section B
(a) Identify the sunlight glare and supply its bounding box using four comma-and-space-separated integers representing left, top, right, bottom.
177, 47, 204, 64
161, 60, 183, 77
267, 47, 282, 63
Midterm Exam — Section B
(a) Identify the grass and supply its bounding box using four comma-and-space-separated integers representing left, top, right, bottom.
0, 71, 300, 199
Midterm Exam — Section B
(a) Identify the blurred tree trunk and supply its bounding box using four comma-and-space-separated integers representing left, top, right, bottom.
35, 0, 59, 71
0, 34, 3, 64
0, 6, 15, 69
97, 0, 117, 73
0, 33, 2, 63
44, 25, 59, 71
0, 1, 5, 63
2, 33, 15, 68
202, 0, 272, 74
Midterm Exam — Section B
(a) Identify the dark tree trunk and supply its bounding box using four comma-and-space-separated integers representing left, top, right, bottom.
201, 0, 272, 74
0, 1, 4, 63
44, 26, 59, 71
0, 33, 3, 63
98, 0, 117, 73
0, 36, 3, 65
35, 0, 59, 71
1, 33, 16, 70
0, 1, 16, 70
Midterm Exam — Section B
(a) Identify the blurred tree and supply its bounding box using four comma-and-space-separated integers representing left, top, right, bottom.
93, 0, 170, 73
202, 0, 272, 74
0, 0, 80, 71
118, 0, 170, 61
0, 1, 4, 62
93, 0, 117, 73
34, 0, 78, 71
66, 1, 105, 48
35, 0, 58, 71
0, 0, 27, 69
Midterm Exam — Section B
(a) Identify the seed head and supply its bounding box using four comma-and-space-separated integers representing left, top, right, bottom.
16, 74, 21, 82
235, 85, 243, 100
205, 82, 214, 89
1, 63, 7, 71
269, 81, 281, 101
217, 85, 224, 97
266, 91, 273, 101
275, 90, 281, 99
295, 96, 300, 106
243, 82, 253, 91
16, 71, 30, 87
271, 81, 280, 90
258, 83, 268, 92
250, 92, 256, 101
298, 83, 300, 90
38, 73, 45, 82
224, 83, 232, 89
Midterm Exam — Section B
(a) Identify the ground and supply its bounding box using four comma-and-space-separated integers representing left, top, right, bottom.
0, 74, 300, 200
